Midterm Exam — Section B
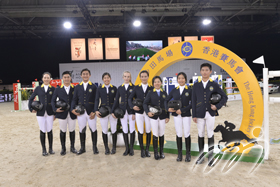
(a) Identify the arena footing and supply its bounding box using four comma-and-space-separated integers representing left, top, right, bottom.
133, 141, 264, 163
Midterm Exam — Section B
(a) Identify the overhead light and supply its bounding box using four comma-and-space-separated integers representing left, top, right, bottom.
63, 22, 72, 29
153, 8, 157, 12
92, 10, 96, 14
202, 19, 211, 25
141, 9, 146, 14
133, 20, 141, 27
121, 9, 125, 13
164, 8, 169, 12
109, 9, 114, 12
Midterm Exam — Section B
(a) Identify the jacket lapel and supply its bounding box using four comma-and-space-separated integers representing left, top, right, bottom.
62, 86, 67, 95
70, 87, 74, 96
205, 81, 212, 90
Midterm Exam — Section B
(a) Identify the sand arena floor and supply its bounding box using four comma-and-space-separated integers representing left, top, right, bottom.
1, 95, 280, 187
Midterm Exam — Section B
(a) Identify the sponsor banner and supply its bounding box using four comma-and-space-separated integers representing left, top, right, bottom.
50, 79, 62, 88
184, 36, 198, 41
13, 83, 19, 110
105, 38, 120, 60
88, 38, 103, 60
71, 38, 86, 61
168, 36, 182, 46
201, 35, 214, 43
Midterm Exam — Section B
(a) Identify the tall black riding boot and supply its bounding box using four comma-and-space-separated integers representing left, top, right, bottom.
153, 135, 160, 160
60, 130, 66, 156
77, 132, 86, 155
145, 132, 151, 157
196, 136, 205, 164
40, 131, 48, 156
208, 135, 215, 167
47, 130, 55, 154
102, 132, 110, 155
69, 131, 77, 153
123, 132, 129, 156
92, 130, 99, 154
129, 131, 135, 156
185, 135, 191, 162
138, 132, 145, 158
159, 135, 165, 159
176, 136, 182, 162
111, 132, 117, 154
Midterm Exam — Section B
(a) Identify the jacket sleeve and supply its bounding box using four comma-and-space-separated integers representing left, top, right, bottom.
94, 87, 100, 112
92, 85, 97, 113
191, 86, 197, 118
111, 88, 120, 113
181, 89, 192, 112
128, 87, 136, 109
165, 109, 170, 119
164, 89, 173, 111
71, 87, 78, 111
214, 83, 228, 110
51, 88, 59, 112
143, 91, 152, 114
28, 86, 38, 112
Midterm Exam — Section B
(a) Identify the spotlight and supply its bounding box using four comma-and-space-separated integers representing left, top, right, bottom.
121, 9, 125, 13
153, 8, 157, 12
202, 19, 211, 25
182, 8, 187, 12
63, 22, 72, 29
92, 10, 96, 14
133, 20, 141, 27
109, 9, 114, 12
141, 9, 146, 14
164, 8, 169, 12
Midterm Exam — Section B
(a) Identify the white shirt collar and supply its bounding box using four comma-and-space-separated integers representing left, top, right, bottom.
202, 79, 209, 89
83, 81, 89, 91
43, 85, 48, 92
202, 79, 209, 84
64, 85, 70, 94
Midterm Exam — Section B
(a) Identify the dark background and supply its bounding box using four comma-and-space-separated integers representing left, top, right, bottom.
1, 33, 279, 85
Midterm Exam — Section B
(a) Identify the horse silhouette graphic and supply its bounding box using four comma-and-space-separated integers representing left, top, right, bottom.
224, 121, 236, 132
214, 123, 257, 150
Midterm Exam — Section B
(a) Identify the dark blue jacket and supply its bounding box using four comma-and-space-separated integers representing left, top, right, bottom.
128, 83, 154, 114
112, 83, 135, 115
94, 84, 117, 113
192, 78, 228, 118
70, 81, 97, 115
51, 84, 77, 120
164, 85, 192, 117
143, 88, 170, 120
28, 84, 55, 116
